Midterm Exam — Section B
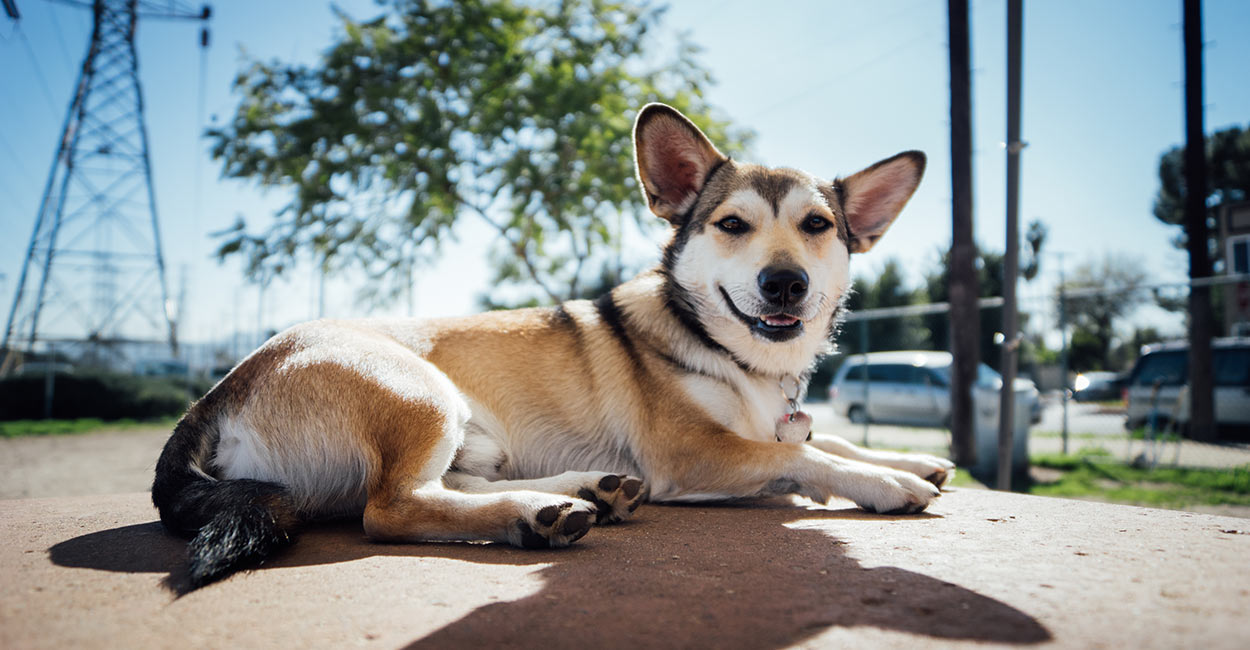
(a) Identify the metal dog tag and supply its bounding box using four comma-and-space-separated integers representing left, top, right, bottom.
775, 410, 812, 443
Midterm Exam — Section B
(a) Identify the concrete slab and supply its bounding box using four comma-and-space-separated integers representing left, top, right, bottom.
2, 489, 1248, 649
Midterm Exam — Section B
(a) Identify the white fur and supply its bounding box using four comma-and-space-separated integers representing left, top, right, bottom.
214, 412, 372, 517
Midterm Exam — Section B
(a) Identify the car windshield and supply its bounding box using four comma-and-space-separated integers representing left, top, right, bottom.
932, 363, 1000, 387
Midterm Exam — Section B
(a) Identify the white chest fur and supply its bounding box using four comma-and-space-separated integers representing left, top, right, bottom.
678, 372, 789, 443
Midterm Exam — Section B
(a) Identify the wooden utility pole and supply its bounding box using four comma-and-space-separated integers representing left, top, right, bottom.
997, 0, 1023, 489
1183, 0, 1215, 441
948, 0, 979, 466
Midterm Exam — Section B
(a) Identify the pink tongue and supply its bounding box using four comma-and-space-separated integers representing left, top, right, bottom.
763, 315, 798, 327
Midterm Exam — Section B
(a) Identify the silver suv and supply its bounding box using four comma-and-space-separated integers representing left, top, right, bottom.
1123, 338, 1250, 436
829, 351, 1040, 428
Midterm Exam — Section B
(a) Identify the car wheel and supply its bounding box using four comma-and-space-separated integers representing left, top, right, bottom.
848, 405, 868, 424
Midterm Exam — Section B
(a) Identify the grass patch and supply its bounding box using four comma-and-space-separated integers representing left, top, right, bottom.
1029, 448, 1250, 508
948, 468, 986, 489
1127, 427, 1182, 442
0, 417, 175, 438
1030, 430, 1110, 440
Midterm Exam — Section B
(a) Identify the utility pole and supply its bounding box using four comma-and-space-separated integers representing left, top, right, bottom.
1, 0, 211, 375
1183, 0, 1215, 441
997, 0, 1024, 490
948, 0, 979, 467
1056, 252, 1070, 454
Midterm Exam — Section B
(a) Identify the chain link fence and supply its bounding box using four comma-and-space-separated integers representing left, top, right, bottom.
809, 275, 1250, 476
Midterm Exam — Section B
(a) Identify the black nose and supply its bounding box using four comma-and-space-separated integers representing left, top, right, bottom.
757, 265, 808, 305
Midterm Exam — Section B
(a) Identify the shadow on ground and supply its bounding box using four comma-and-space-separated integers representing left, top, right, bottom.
50, 498, 1050, 647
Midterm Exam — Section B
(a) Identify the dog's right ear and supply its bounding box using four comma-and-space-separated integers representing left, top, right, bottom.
633, 103, 727, 224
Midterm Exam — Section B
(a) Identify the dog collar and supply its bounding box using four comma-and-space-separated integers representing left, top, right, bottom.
775, 374, 812, 443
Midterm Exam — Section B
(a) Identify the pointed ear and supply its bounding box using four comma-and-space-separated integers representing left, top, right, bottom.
633, 103, 727, 223
837, 151, 926, 253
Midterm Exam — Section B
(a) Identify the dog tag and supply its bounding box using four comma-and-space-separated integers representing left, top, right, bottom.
775, 411, 812, 443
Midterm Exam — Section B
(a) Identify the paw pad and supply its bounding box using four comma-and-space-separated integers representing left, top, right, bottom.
580, 474, 646, 525
514, 501, 593, 549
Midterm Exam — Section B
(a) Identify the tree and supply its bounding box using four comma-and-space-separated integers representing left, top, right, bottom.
1059, 254, 1149, 371
208, 0, 751, 306
1153, 124, 1250, 268
840, 259, 929, 354
924, 247, 1006, 369
809, 259, 928, 396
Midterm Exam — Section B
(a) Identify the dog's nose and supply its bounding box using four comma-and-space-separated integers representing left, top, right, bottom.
758, 266, 808, 305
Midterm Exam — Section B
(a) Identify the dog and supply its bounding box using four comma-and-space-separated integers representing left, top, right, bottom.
153, 103, 954, 589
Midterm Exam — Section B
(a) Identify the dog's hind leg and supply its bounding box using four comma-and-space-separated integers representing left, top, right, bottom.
358, 381, 596, 547
360, 416, 597, 549
807, 433, 955, 488
360, 411, 597, 547
444, 470, 646, 525
363, 478, 597, 549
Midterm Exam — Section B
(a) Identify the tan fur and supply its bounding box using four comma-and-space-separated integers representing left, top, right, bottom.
185, 103, 947, 550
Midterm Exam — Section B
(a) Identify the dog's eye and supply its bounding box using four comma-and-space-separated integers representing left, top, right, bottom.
802, 214, 832, 234
715, 216, 750, 234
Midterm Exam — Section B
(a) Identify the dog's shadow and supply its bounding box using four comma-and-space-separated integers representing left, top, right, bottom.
49, 499, 1051, 647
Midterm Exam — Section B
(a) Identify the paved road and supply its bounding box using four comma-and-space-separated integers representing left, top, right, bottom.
810, 401, 1250, 470
1034, 398, 1128, 436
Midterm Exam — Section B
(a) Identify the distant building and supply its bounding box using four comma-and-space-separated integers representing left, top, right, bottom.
1220, 201, 1250, 336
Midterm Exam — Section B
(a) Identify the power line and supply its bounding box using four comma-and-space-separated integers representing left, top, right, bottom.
14, 25, 60, 113
747, 27, 941, 120
0, 128, 40, 187
45, 0, 78, 72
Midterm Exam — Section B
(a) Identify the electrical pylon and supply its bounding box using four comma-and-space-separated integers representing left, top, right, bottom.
1, 0, 210, 374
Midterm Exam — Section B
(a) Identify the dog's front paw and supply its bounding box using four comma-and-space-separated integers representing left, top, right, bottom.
888, 453, 957, 489
509, 499, 596, 549
577, 473, 646, 524
850, 469, 940, 515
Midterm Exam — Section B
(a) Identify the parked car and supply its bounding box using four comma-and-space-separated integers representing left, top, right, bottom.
829, 351, 1041, 428
1123, 337, 1250, 436
1072, 371, 1124, 402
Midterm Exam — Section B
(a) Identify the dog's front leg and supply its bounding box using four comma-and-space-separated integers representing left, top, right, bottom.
807, 433, 956, 488
649, 430, 940, 514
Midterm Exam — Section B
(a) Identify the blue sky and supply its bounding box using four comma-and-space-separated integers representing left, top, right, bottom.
2, 0, 1249, 351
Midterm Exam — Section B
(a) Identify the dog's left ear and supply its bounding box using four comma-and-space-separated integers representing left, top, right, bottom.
837, 151, 926, 253
633, 103, 728, 224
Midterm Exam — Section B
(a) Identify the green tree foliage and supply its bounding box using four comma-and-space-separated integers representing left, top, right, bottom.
1059, 254, 1148, 371
839, 258, 929, 355
924, 247, 1007, 369
1110, 326, 1162, 370
810, 258, 928, 395
1153, 124, 1250, 264
208, 0, 750, 305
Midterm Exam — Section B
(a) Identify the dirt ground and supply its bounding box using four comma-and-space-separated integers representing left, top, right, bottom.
0, 426, 170, 500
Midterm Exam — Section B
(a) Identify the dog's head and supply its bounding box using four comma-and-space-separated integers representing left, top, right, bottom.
633, 103, 925, 376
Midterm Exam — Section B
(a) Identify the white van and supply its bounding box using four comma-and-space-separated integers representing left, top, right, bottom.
1123, 338, 1250, 436
829, 350, 1040, 428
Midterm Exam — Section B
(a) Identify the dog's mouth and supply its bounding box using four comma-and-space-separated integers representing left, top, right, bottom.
718, 287, 805, 342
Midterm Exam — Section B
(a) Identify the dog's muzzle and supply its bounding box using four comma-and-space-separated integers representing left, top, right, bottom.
719, 284, 806, 343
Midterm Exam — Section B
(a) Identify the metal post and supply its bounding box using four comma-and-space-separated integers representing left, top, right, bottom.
860, 318, 871, 447
1183, 0, 1215, 441
997, 0, 1024, 491
1058, 253, 1070, 454
947, 0, 979, 468
43, 342, 55, 419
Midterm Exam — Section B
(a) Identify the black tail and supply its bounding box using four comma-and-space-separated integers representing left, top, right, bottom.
152, 415, 299, 590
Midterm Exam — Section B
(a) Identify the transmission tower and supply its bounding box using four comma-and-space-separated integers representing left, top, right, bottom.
1, 0, 211, 374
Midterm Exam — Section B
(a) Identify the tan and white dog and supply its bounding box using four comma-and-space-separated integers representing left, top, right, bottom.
153, 103, 953, 589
